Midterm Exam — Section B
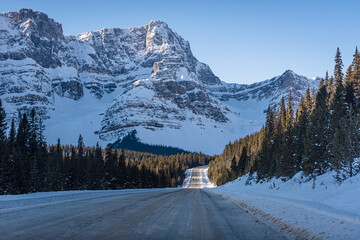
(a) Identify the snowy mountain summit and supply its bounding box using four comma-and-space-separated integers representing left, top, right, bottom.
0, 9, 319, 154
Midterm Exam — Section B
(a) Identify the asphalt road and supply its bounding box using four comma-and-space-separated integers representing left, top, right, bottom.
0, 188, 288, 240
187, 166, 205, 188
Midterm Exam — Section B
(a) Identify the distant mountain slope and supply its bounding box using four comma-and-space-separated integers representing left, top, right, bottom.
0, 9, 319, 154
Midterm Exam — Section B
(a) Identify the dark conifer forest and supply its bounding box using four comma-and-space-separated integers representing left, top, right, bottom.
113, 130, 189, 155
208, 47, 360, 186
0, 106, 212, 194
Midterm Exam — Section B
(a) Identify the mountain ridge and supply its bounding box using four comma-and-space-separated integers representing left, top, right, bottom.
0, 9, 320, 154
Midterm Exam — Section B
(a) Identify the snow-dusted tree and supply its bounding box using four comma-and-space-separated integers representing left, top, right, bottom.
332, 105, 360, 180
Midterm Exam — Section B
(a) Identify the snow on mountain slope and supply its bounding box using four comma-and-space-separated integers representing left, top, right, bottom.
0, 9, 320, 153
211, 172, 360, 239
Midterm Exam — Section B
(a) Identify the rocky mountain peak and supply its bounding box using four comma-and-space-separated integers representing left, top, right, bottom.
276, 69, 311, 89
148, 19, 169, 28
5, 8, 64, 40
146, 19, 181, 54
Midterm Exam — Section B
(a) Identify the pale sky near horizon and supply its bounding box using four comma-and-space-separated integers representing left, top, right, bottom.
1, 0, 360, 84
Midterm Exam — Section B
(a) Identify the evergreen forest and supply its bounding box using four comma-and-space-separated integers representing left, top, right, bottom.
208, 47, 360, 186
0, 107, 212, 194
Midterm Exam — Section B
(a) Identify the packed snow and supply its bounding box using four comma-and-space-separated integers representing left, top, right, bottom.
210, 172, 360, 239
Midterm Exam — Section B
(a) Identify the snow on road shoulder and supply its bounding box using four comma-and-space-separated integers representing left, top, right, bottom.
200, 166, 216, 188
210, 172, 360, 239
182, 168, 193, 188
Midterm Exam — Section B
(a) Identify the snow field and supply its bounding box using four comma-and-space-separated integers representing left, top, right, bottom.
211, 172, 360, 239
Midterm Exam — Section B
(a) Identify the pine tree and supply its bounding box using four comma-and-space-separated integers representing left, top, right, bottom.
4, 119, 17, 194
278, 91, 296, 179
351, 47, 360, 96
94, 143, 104, 189
304, 88, 313, 113
294, 96, 309, 171
8, 119, 16, 144
329, 82, 346, 151
257, 110, 276, 180
104, 144, 117, 189
0, 99, 7, 144
326, 76, 335, 103
67, 146, 77, 190
238, 146, 248, 175
0, 100, 7, 193
117, 149, 126, 188
303, 84, 329, 176
334, 47, 344, 86
344, 80, 356, 111
16, 114, 30, 153
344, 65, 352, 85
76, 134, 86, 189
331, 105, 360, 179
278, 97, 287, 132
38, 118, 46, 148
230, 156, 238, 181
274, 97, 287, 178
28, 109, 38, 156
54, 138, 64, 190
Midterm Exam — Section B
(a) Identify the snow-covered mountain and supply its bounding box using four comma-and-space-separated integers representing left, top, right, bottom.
0, 9, 319, 154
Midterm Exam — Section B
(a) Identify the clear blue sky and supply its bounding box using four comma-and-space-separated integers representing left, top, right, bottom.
1, 0, 360, 84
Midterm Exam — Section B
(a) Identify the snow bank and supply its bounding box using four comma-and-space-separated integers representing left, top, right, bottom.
182, 168, 193, 188
210, 172, 360, 239
200, 166, 216, 188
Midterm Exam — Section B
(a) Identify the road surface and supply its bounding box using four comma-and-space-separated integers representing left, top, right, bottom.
186, 165, 213, 188
0, 168, 288, 239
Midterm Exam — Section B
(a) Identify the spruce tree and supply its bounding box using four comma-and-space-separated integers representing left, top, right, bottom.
117, 149, 126, 188
94, 143, 104, 189
304, 88, 313, 113
278, 91, 296, 179
334, 47, 344, 86
344, 65, 352, 85
16, 114, 30, 153
279, 97, 287, 132
230, 156, 238, 181
294, 96, 309, 171
28, 109, 38, 156
275, 97, 287, 178
8, 119, 16, 144
104, 144, 117, 189
303, 84, 329, 176
76, 134, 86, 189
351, 47, 360, 96
238, 146, 247, 175
344, 80, 356, 111
54, 138, 64, 190
329, 82, 346, 160
331, 105, 360, 179
0, 99, 7, 144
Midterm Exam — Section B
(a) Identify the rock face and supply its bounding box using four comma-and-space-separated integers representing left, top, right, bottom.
0, 9, 319, 154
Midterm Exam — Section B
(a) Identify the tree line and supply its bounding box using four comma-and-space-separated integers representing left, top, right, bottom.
0, 106, 212, 194
208, 47, 360, 186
